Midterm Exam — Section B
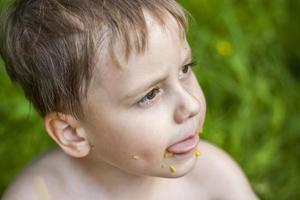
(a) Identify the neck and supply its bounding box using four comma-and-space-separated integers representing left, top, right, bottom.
66, 152, 171, 199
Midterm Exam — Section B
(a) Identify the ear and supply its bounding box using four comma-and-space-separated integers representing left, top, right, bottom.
44, 112, 90, 158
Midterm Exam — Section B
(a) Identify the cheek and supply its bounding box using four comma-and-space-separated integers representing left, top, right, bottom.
87, 114, 169, 161
193, 77, 207, 124
89, 121, 169, 175
186, 73, 205, 100
187, 74, 206, 123
191, 74, 206, 105
119, 120, 168, 155
197, 82, 206, 113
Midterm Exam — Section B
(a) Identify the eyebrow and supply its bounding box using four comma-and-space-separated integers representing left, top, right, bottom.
124, 49, 192, 100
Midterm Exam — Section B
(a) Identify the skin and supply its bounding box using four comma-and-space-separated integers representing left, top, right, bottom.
68, 12, 206, 197
2, 12, 258, 200
80, 13, 205, 178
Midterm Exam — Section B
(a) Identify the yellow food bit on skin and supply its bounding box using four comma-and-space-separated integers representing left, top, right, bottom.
34, 176, 51, 200
195, 149, 201, 157
169, 165, 177, 173
132, 155, 140, 160
164, 151, 173, 158
160, 164, 165, 168
199, 127, 203, 134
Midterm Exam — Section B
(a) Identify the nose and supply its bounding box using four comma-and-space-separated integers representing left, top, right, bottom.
173, 85, 201, 124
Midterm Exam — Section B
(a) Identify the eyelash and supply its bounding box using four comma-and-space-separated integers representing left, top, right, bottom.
138, 61, 198, 107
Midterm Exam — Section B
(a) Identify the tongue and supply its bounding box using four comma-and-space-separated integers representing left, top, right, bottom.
166, 136, 197, 154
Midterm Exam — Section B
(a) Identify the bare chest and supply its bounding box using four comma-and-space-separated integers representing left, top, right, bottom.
51, 179, 210, 200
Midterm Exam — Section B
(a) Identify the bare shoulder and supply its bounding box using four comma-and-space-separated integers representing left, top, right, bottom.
2, 147, 65, 200
190, 140, 259, 200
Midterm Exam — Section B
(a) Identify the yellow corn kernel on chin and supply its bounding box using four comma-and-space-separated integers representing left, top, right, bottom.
164, 151, 174, 158
169, 165, 177, 173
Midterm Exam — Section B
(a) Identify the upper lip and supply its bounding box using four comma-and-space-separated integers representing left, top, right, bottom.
169, 129, 198, 146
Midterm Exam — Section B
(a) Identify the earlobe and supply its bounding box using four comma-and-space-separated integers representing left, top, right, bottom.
44, 113, 90, 158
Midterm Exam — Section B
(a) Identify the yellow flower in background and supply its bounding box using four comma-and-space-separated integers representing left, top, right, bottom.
216, 40, 233, 56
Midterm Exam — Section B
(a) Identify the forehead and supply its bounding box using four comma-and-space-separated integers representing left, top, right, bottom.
88, 12, 190, 101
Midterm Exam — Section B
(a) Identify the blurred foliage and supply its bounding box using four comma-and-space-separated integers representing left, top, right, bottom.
0, 0, 299, 199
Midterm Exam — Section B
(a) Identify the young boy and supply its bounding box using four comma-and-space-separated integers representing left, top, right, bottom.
1, 0, 258, 199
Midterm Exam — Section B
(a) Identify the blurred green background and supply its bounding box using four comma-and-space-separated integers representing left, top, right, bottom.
1, 0, 299, 199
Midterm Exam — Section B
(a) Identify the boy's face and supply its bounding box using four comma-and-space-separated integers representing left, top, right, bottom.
81, 13, 206, 178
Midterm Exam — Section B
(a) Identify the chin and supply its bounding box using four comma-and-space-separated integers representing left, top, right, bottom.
155, 158, 198, 179
156, 168, 193, 179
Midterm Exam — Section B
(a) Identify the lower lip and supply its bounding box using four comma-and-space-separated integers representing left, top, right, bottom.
167, 134, 200, 156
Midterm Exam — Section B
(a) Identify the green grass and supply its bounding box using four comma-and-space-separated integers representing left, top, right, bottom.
180, 0, 300, 199
1, 0, 300, 199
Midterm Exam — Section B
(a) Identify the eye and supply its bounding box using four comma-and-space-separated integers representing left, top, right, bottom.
182, 65, 190, 73
179, 61, 197, 79
138, 87, 162, 107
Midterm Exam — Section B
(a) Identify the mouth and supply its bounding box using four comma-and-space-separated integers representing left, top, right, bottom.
166, 132, 200, 155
